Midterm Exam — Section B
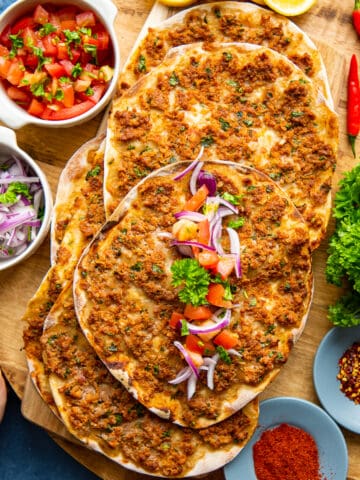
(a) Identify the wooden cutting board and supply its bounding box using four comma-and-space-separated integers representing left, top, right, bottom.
1, 1, 360, 479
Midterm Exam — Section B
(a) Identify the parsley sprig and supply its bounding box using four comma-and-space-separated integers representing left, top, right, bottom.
171, 258, 210, 306
326, 163, 360, 326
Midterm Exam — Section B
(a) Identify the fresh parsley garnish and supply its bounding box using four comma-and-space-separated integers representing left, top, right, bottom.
138, 54, 147, 73
171, 258, 211, 306
39, 23, 57, 37
228, 217, 245, 229
221, 192, 243, 205
0, 182, 31, 204
9, 33, 24, 58
86, 165, 101, 179
169, 71, 179, 87
216, 345, 232, 364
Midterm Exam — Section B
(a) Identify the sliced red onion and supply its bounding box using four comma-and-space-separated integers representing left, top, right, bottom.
171, 239, 216, 252
217, 206, 236, 218
174, 211, 207, 222
197, 170, 217, 196
211, 218, 224, 255
187, 373, 198, 400
168, 366, 192, 385
226, 227, 242, 277
218, 198, 239, 214
0, 176, 39, 184
189, 161, 204, 195
173, 341, 200, 378
0, 209, 36, 234
184, 309, 231, 335
173, 146, 205, 181
227, 349, 242, 358
202, 354, 219, 390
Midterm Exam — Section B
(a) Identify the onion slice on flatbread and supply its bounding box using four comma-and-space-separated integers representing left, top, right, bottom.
42, 284, 259, 478
74, 160, 313, 429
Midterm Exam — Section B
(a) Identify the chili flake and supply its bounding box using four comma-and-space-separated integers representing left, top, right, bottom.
337, 341, 360, 404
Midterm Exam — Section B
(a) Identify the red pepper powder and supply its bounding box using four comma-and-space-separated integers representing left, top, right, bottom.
253, 423, 325, 480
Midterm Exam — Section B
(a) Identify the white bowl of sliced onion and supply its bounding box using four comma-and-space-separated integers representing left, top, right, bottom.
0, 126, 52, 270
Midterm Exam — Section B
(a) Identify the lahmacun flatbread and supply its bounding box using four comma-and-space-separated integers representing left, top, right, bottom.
104, 42, 338, 250
42, 284, 259, 478
22, 137, 105, 411
74, 160, 313, 429
119, 1, 333, 104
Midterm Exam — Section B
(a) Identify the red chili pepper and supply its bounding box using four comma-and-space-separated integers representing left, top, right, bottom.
347, 54, 360, 157
353, 0, 360, 35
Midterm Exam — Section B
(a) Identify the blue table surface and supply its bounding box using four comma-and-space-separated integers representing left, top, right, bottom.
0, 380, 101, 480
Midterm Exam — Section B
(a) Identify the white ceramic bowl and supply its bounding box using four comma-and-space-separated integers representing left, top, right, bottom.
0, 0, 120, 129
0, 126, 53, 270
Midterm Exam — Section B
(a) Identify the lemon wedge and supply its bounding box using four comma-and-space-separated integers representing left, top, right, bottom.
264, 0, 317, 16
158, 0, 197, 7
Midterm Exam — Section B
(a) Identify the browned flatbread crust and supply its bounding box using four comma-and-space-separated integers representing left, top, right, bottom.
42, 284, 259, 478
22, 137, 105, 411
74, 160, 313, 429
119, 1, 332, 104
105, 42, 338, 249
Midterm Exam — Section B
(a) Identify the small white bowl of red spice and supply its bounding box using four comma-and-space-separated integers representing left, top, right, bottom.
0, 126, 52, 270
0, 0, 120, 128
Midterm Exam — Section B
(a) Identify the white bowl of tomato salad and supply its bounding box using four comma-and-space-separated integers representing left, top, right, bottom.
0, 126, 53, 270
0, 0, 120, 128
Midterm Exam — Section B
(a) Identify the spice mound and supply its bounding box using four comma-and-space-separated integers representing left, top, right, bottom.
337, 341, 360, 404
253, 423, 326, 480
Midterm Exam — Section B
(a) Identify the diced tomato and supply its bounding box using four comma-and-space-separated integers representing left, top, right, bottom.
198, 219, 210, 245
59, 59, 75, 75
60, 20, 77, 31
0, 25, 12, 49
42, 35, 58, 57
45, 62, 67, 78
183, 184, 209, 212
57, 6, 77, 21
61, 83, 75, 108
27, 98, 45, 117
33, 5, 49, 25
169, 312, 183, 329
84, 84, 105, 104
41, 100, 94, 120
213, 330, 238, 349
198, 250, 219, 269
0, 45, 9, 57
6, 61, 24, 85
69, 48, 81, 64
0, 56, 12, 79
76, 11, 96, 27
206, 284, 232, 308
22, 27, 37, 49
23, 53, 39, 69
11, 16, 36, 35
215, 256, 235, 279
6, 85, 30, 103
95, 31, 110, 50
57, 43, 70, 60
185, 334, 215, 356
184, 304, 213, 321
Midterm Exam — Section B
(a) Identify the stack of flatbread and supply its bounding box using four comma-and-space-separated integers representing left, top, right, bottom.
22, 2, 338, 478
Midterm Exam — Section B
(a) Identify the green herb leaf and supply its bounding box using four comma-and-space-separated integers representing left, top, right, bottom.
227, 217, 245, 229
169, 71, 179, 87
221, 192, 242, 205
86, 165, 101, 179
138, 54, 147, 73
0, 182, 31, 204
171, 258, 211, 306
216, 345, 232, 364
39, 23, 57, 37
